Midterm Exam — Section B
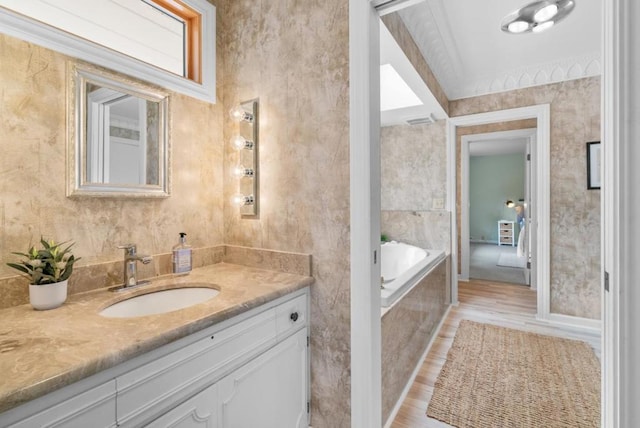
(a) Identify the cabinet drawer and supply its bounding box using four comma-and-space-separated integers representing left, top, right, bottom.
276, 294, 308, 339
500, 236, 513, 243
499, 222, 513, 229
499, 230, 512, 237
9, 381, 116, 428
116, 308, 277, 426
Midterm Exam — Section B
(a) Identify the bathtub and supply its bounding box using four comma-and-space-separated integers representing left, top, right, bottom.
381, 241, 446, 308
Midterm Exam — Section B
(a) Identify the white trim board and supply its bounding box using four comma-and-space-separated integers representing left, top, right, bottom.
350, 1, 382, 427
602, 0, 620, 426
546, 313, 602, 333
447, 105, 551, 320
601, 0, 640, 426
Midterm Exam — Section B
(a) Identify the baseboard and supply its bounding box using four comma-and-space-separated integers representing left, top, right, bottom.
544, 313, 602, 333
383, 304, 452, 428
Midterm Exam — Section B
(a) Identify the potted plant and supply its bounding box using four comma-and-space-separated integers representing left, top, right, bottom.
7, 238, 80, 310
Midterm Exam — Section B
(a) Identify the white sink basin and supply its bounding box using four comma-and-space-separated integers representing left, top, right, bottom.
99, 286, 219, 318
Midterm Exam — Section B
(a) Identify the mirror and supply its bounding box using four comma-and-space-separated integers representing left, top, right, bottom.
67, 63, 170, 197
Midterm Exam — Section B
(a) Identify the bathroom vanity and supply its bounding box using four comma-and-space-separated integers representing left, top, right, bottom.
0, 263, 312, 428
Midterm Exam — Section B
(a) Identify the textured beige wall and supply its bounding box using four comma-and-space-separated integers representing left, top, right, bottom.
217, 0, 351, 426
381, 121, 447, 211
381, 121, 450, 251
0, 33, 225, 279
450, 77, 601, 319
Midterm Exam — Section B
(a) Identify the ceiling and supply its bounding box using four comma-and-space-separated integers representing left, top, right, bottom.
396, 0, 601, 100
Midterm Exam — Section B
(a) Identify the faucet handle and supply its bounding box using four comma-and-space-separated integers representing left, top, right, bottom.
118, 244, 137, 256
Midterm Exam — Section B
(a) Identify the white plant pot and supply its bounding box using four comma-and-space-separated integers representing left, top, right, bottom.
29, 280, 68, 310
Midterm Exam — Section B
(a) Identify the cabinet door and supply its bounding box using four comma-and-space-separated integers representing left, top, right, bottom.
146, 383, 218, 428
218, 328, 308, 428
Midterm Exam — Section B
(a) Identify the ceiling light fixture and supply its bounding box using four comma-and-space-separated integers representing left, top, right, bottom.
501, 0, 574, 35
534, 3, 558, 22
532, 20, 555, 33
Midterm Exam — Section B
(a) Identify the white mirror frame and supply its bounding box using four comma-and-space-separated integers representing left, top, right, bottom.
67, 63, 171, 198
0, 0, 216, 103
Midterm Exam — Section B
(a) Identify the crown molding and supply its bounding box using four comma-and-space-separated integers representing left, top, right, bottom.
398, 0, 602, 101
451, 52, 602, 100
397, 0, 461, 99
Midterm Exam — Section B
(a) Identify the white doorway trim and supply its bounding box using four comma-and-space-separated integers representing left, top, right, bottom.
460, 128, 536, 283
447, 105, 551, 318
350, 1, 382, 427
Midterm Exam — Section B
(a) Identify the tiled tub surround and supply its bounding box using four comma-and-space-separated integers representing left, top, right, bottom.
381, 211, 451, 253
381, 121, 450, 253
0, 261, 313, 414
381, 122, 447, 212
381, 256, 449, 424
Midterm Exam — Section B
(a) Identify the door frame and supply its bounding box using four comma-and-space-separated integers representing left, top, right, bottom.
447, 105, 551, 319
349, 1, 382, 427
351, 0, 631, 426
460, 128, 537, 285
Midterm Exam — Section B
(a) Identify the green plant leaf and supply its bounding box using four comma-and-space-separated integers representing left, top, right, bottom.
6, 263, 30, 274
40, 237, 50, 250
9, 237, 78, 285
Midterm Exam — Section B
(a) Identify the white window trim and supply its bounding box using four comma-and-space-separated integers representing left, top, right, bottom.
0, 0, 216, 104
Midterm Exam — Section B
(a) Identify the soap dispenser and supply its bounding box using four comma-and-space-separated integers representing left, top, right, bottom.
172, 232, 192, 274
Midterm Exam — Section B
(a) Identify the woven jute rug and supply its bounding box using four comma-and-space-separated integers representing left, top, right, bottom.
427, 320, 600, 428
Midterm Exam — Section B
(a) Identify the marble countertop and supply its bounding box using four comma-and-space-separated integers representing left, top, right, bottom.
0, 262, 314, 414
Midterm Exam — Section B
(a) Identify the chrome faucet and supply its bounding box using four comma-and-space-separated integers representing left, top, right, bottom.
118, 244, 152, 288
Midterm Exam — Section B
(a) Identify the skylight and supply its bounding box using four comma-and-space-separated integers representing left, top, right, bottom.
380, 63, 423, 112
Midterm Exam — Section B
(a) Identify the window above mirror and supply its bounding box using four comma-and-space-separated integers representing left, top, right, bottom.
0, 0, 215, 102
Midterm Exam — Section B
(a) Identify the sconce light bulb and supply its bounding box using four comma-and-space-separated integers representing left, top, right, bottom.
233, 165, 254, 178
232, 136, 245, 150
231, 136, 254, 151
232, 193, 254, 207
229, 105, 254, 123
232, 193, 246, 206
233, 165, 244, 178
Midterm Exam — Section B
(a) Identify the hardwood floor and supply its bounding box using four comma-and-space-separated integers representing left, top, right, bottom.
389, 279, 601, 428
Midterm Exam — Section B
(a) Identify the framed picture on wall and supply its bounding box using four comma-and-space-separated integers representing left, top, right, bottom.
587, 141, 601, 190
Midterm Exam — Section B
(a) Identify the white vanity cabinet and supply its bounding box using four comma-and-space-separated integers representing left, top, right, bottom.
2, 288, 310, 428
217, 328, 308, 428
5, 382, 117, 428
147, 328, 308, 428
145, 382, 219, 428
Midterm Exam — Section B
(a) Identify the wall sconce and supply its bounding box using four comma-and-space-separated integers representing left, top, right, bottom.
230, 99, 259, 216
505, 200, 515, 208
